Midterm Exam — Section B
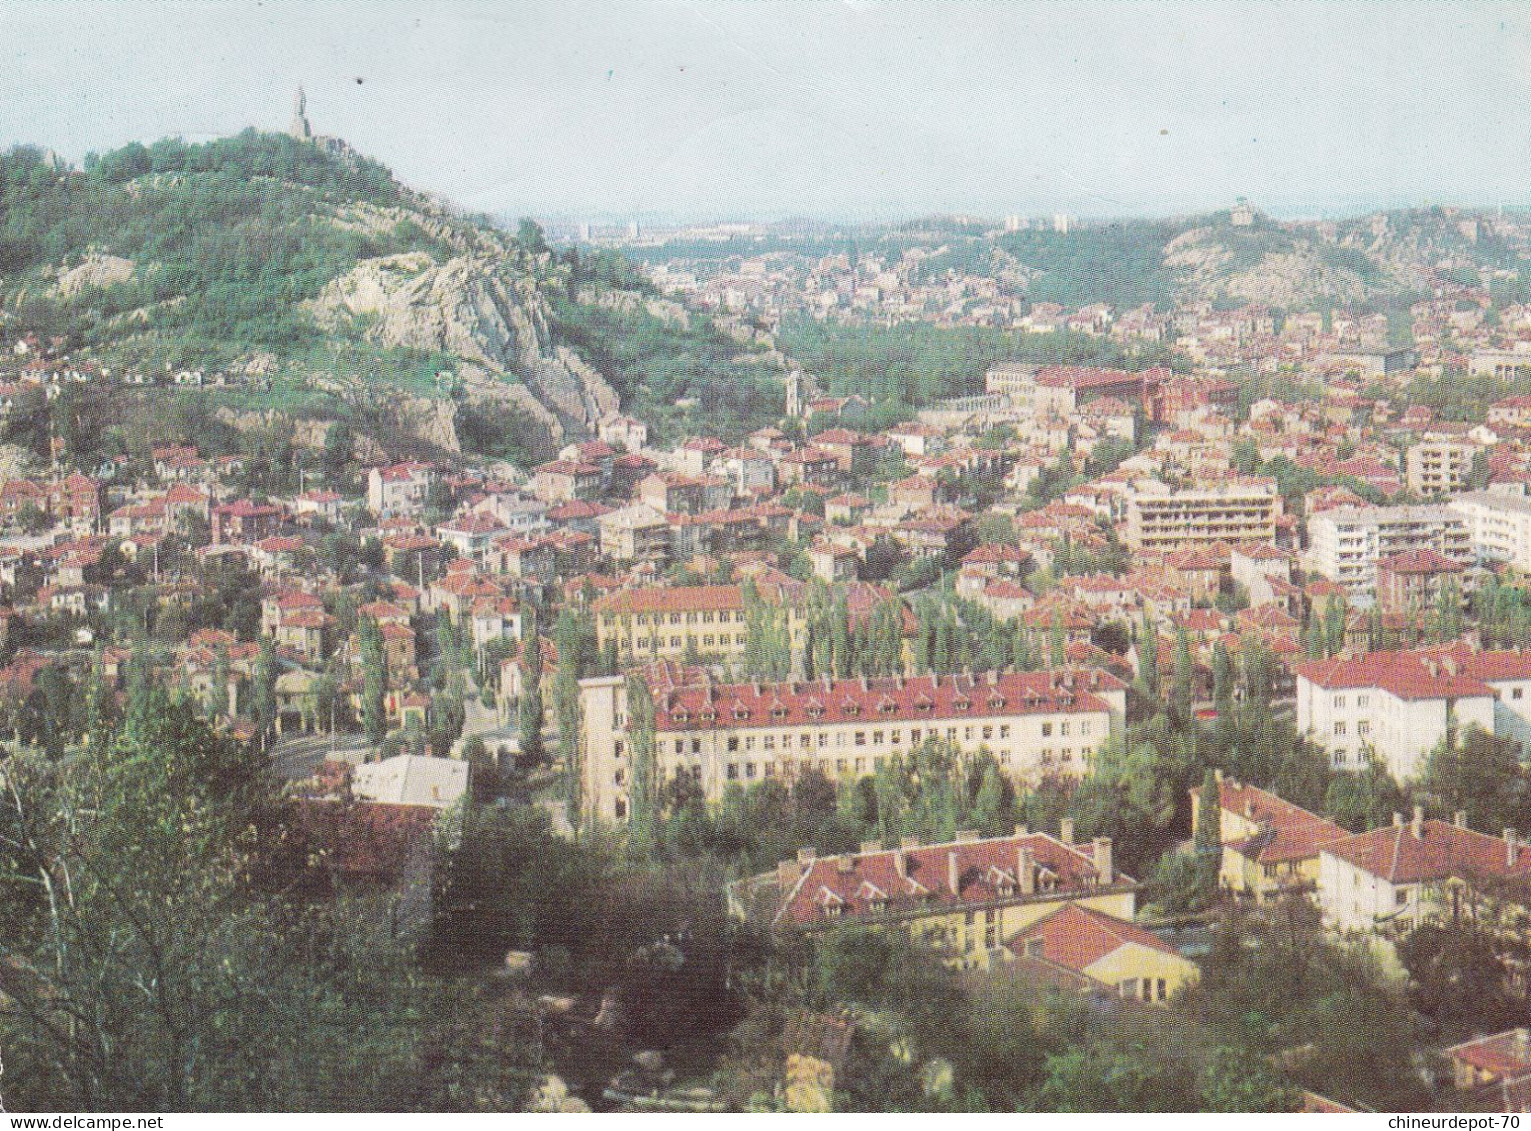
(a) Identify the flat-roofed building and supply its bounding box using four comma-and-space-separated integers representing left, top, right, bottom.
1406, 438, 1478, 497
1306, 504, 1470, 598
1451, 490, 1531, 572
1123, 482, 1280, 552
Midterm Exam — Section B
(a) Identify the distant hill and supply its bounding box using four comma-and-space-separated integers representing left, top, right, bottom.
1002, 207, 1522, 312
0, 131, 788, 463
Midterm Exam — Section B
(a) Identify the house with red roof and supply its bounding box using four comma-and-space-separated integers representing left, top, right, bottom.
1190, 773, 1347, 903
1295, 643, 1531, 779
1375, 548, 1465, 614
579, 668, 1126, 825
726, 825, 1136, 972
367, 462, 434, 517
212, 499, 281, 546
1005, 902, 1199, 1004
1318, 808, 1531, 936
1447, 1028, 1531, 1112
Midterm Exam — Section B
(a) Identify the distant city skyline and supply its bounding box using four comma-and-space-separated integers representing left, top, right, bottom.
6, 1, 1531, 223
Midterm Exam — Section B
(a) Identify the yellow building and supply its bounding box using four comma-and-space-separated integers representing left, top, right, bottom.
591, 583, 807, 664
727, 826, 1137, 972
1005, 902, 1199, 1004
1189, 774, 1347, 902
1124, 482, 1281, 552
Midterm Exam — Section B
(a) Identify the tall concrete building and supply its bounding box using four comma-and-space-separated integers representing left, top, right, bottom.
1306, 504, 1471, 598
1122, 482, 1280, 553
1450, 491, 1531, 572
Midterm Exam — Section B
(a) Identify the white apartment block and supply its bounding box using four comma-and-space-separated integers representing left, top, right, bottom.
1450, 490, 1531, 573
1295, 644, 1531, 781
1122, 482, 1280, 552
1406, 439, 1477, 498
579, 669, 1127, 825
984, 363, 1041, 408
1305, 504, 1470, 598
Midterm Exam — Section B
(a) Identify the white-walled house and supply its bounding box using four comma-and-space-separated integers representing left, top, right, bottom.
1295, 643, 1531, 781
1317, 809, 1531, 936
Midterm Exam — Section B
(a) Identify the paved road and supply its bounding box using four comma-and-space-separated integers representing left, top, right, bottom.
270, 732, 372, 780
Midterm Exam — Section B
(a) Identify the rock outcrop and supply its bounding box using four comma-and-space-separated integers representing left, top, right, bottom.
54, 254, 135, 297
308, 253, 619, 440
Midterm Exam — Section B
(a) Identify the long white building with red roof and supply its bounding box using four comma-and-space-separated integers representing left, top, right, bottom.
578, 668, 1127, 825
1295, 642, 1531, 780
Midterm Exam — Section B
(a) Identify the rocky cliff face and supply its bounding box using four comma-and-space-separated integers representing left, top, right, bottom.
308, 251, 619, 444
1164, 228, 1378, 308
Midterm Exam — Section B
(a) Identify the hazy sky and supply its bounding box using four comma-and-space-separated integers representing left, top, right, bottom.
6, 1, 1531, 221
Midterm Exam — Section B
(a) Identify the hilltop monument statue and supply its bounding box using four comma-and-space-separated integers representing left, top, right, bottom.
290, 86, 312, 140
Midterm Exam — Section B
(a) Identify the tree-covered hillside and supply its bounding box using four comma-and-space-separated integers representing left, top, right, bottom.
0, 132, 426, 350
0, 131, 796, 461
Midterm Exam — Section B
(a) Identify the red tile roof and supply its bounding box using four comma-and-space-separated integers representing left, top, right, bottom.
1195, 780, 1348, 865
1376, 548, 1464, 575
773, 830, 1131, 928
1295, 645, 1531, 701
592, 583, 745, 616
1323, 818, 1531, 884
1448, 1029, 1531, 1080
652, 669, 1122, 732
1006, 902, 1176, 971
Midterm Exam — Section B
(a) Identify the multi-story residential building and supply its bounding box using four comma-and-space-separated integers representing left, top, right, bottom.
988, 364, 1159, 419
1470, 348, 1531, 379
1294, 644, 1531, 779
578, 668, 1127, 824
435, 514, 509, 564
1317, 809, 1531, 936
531, 460, 602, 504
367, 462, 434, 517
590, 583, 807, 666
1305, 504, 1471, 598
984, 363, 1041, 402
635, 471, 732, 515
597, 503, 671, 564
1189, 773, 1347, 903
1122, 482, 1280, 552
1375, 549, 1465, 614
726, 826, 1136, 972
777, 447, 841, 488
1451, 490, 1531, 572
211, 499, 281, 546
1406, 438, 1478, 497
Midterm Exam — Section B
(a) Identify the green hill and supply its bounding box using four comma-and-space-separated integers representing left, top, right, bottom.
0, 131, 788, 466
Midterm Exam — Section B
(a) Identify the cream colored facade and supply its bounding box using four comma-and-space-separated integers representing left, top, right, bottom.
1451, 490, 1531, 573
1306, 504, 1471, 598
1068, 939, 1199, 1002
591, 590, 807, 666
1296, 673, 1495, 779
728, 829, 1138, 972
1406, 439, 1477, 498
579, 673, 1125, 824
910, 888, 1136, 971
1123, 484, 1280, 552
